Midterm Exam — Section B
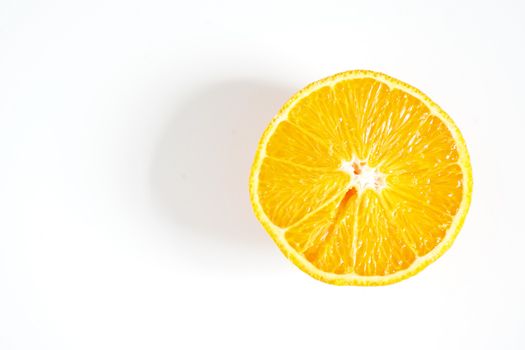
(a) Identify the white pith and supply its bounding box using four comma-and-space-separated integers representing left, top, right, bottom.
340, 158, 386, 193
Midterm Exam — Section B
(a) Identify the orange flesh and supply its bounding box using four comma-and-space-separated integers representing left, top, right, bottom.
257, 78, 463, 277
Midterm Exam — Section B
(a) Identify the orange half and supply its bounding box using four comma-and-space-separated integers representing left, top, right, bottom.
249, 70, 472, 286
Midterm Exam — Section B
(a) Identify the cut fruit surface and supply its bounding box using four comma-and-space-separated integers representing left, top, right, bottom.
249, 70, 472, 286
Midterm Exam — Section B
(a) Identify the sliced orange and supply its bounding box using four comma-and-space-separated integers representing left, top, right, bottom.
249, 70, 472, 286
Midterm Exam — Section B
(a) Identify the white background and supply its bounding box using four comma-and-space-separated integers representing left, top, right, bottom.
1, 0, 524, 349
